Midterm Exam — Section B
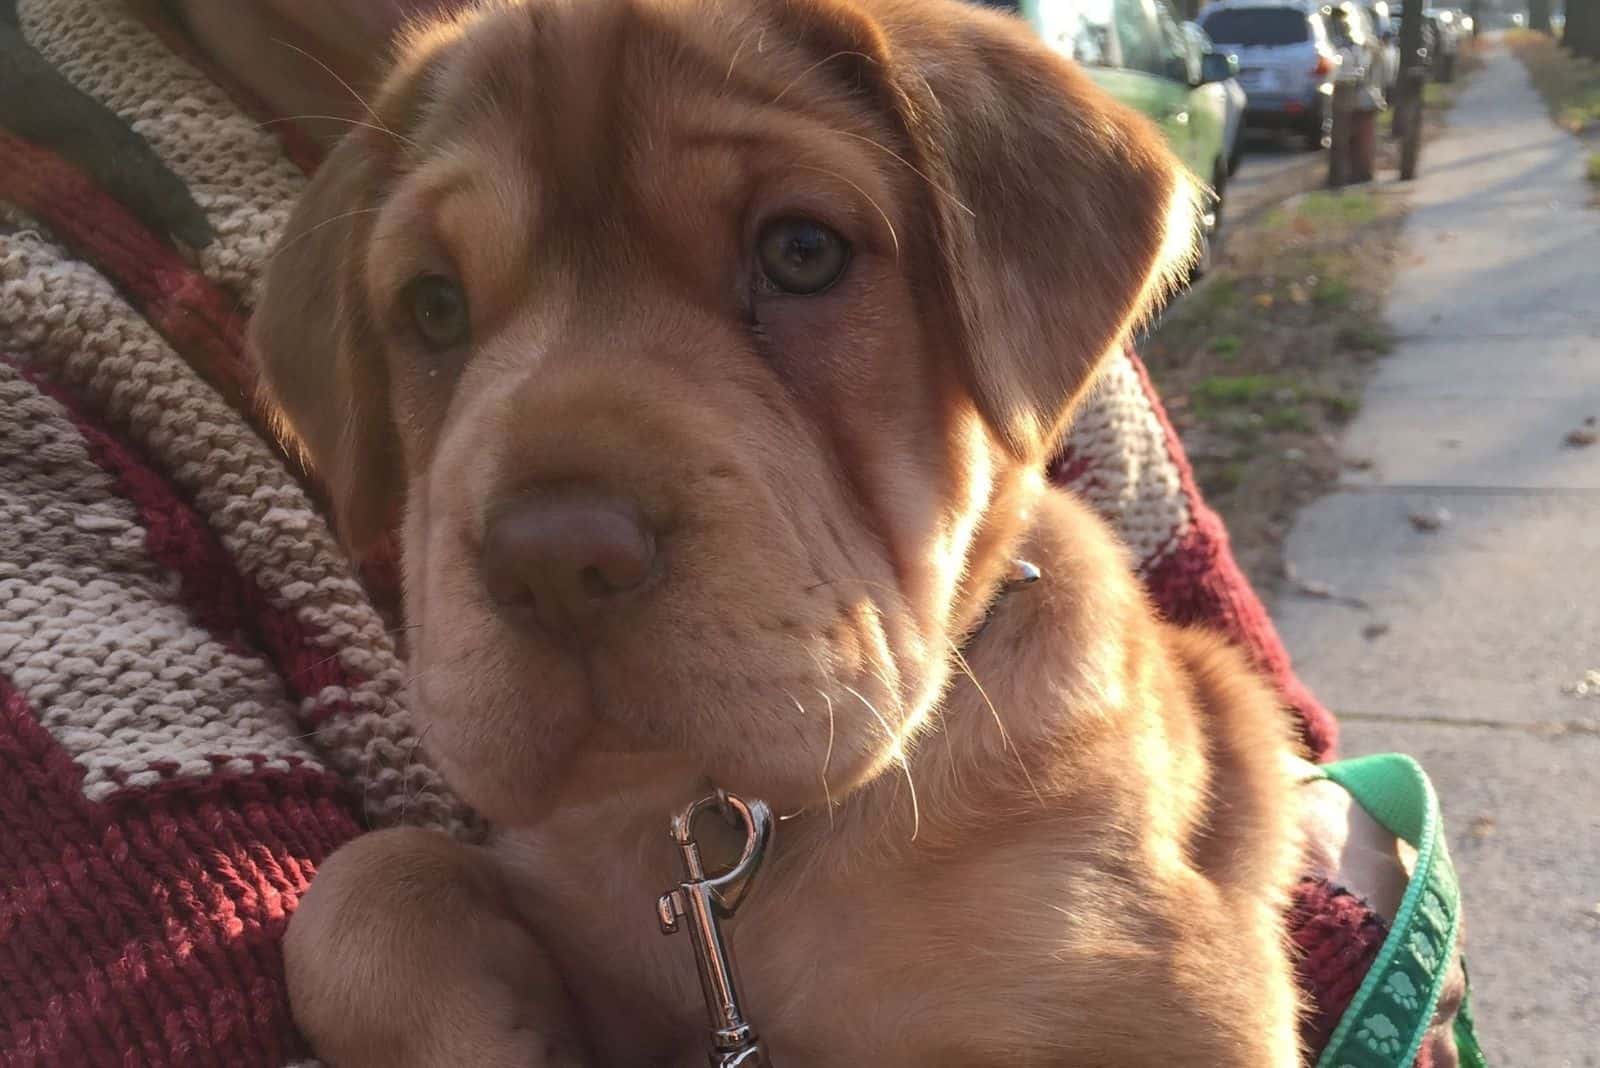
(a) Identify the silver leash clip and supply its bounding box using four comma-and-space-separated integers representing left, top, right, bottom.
657, 790, 776, 1068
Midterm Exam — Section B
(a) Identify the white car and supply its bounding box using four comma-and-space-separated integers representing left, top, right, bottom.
1185, 21, 1250, 176
1199, 0, 1344, 150
1362, 0, 1401, 93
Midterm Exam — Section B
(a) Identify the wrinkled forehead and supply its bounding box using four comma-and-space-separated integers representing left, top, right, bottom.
370, 0, 912, 307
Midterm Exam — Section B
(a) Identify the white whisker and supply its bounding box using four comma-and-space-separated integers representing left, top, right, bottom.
270, 37, 391, 134
266, 207, 384, 268
771, 50, 880, 105
950, 643, 1046, 808
788, 691, 836, 830
831, 129, 976, 219
256, 114, 419, 149
843, 684, 918, 842
725, 29, 753, 87
788, 164, 899, 259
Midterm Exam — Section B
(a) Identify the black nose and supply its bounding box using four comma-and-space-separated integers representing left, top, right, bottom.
481, 487, 656, 628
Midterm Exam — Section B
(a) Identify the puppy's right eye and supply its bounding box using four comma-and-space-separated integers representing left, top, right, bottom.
756, 217, 850, 296
405, 274, 470, 351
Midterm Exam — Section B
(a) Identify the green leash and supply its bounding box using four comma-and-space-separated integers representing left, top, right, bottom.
1311, 754, 1489, 1068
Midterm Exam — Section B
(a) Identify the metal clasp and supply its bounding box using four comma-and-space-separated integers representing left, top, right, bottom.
656, 790, 776, 1068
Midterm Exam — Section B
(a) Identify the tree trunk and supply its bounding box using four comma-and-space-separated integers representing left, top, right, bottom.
1530, 0, 1553, 34
1394, 0, 1426, 177
1567, 0, 1600, 58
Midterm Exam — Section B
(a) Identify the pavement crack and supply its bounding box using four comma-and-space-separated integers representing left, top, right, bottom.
1334, 709, 1600, 737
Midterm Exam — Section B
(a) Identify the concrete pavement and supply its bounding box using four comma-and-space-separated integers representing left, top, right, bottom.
1273, 38, 1600, 1066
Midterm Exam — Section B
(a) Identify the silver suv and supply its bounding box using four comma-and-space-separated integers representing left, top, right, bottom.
1199, 0, 1342, 149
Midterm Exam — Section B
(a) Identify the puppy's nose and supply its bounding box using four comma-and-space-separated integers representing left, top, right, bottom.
481, 488, 656, 626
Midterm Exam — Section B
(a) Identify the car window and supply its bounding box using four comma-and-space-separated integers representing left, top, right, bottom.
1037, 0, 1123, 67
1153, 0, 1194, 82
1200, 7, 1312, 45
1112, 0, 1165, 74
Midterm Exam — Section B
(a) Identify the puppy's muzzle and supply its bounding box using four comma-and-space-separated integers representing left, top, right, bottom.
481, 486, 657, 632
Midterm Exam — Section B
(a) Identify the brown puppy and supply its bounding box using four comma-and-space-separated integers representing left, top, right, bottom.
250, 0, 1305, 1063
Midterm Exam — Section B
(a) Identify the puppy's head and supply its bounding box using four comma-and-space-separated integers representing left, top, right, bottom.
251, 0, 1198, 824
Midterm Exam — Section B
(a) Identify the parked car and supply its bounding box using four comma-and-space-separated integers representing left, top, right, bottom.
1393, 3, 1459, 81
980, 0, 1238, 269
1360, 0, 1401, 93
1185, 20, 1250, 176
1428, 6, 1464, 80
1323, 0, 1387, 99
1198, 0, 1343, 150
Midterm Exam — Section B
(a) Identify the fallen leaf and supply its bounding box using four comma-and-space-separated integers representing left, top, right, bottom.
1345, 456, 1375, 471
1254, 293, 1275, 309
1468, 816, 1495, 841
1564, 428, 1598, 448
1362, 622, 1390, 640
1294, 576, 1335, 598
1288, 283, 1310, 305
1408, 507, 1451, 532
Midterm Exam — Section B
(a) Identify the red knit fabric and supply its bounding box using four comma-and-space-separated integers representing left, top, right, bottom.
1290, 877, 1390, 1055
1112, 351, 1337, 761
0, 675, 357, 1068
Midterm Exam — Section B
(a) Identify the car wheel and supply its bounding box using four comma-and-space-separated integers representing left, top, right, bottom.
1191, 164, 1226, 279
1303, 109, 1330, 151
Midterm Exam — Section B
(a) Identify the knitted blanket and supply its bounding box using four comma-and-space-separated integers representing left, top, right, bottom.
1, 1, 1348, 1064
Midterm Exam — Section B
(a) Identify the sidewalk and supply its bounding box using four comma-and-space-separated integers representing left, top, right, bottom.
1273, 38, 1600, 1067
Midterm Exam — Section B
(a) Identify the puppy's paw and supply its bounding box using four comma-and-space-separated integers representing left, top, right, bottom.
286, 827, 591, 1068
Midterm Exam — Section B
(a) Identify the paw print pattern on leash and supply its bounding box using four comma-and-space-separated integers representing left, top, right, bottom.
1357, 1013, 1404, 1058
1382, 971, 1421, 1012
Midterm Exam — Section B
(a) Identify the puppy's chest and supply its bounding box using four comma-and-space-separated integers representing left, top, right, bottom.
498, 824, 1087, 1067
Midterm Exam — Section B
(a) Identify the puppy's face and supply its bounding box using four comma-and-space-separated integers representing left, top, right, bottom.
253, 0, 1196, 824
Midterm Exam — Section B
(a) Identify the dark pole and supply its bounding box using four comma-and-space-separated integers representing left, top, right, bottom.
1530, 0, 1553, 33
1568, 0, 1600, 57
1394, 0, 1427, 178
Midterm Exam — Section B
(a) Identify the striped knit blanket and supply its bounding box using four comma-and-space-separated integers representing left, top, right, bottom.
0, 1, 1352, 1064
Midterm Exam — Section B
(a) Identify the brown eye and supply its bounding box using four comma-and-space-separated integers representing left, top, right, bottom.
405, 273, 470, 350
756, 217, 850, 295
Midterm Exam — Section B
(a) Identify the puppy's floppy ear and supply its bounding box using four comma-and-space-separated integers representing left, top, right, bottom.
251, 134, 396, 556
831, 0, 1202, 458
249, 33, 458, 556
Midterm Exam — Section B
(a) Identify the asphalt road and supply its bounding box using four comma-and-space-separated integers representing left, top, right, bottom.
1223, 129, 1330, 227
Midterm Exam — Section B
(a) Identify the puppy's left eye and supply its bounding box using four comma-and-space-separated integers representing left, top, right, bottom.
756, 217, 850, 295
405, 273, 470, 351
